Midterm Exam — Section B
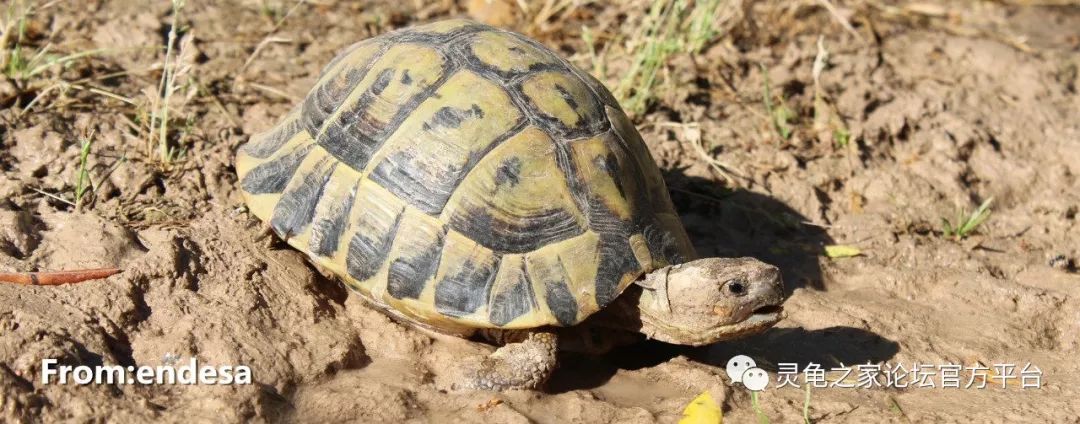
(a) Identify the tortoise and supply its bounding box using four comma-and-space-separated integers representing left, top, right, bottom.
235, 19, 785, 390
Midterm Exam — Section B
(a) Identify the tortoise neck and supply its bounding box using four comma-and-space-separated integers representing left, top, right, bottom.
593, 283, 690, 342
588, 284, 647, 332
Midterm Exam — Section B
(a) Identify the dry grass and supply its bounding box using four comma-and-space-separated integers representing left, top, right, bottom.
607, 0, 741, 115
1, 0, 114, 118
73, 130, 94, 210
129, 0, 197, 167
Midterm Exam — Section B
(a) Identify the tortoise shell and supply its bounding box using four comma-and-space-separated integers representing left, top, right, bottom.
235, 19, 696, 330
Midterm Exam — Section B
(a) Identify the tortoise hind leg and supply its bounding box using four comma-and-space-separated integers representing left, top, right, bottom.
458, 330, 559, 391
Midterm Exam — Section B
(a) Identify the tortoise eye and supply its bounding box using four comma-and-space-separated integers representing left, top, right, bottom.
723, 279, 747, 296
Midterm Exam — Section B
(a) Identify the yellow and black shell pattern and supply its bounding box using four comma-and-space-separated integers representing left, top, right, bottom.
235, 20, 696, 330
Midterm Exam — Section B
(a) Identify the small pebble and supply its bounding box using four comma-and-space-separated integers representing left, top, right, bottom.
1048, 254, 1074, 272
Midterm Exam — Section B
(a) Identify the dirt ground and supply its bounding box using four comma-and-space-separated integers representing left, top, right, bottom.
1, 0, 1078, 422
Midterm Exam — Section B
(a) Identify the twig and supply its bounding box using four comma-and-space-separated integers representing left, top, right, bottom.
68, 83, 136, 105
0, 268, 121, 285
154, 0, 183, 163
686, 135, 748, 186
657, 121, 749, 187
193, 77, 240, 128
15, 82, 65, 119
29, 187, 74, 206
237, 0, 306, 76
671, 187, 722, 202
248, 82, 300, 101
237, 36, 292, 76
816, 0, 863, 42
267, 0, 307, 33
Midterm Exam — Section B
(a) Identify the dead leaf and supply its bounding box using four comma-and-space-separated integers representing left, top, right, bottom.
679, 391, 722, 424
824, 245, 863, 258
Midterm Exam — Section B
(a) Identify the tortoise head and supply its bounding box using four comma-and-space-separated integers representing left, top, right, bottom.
633, 257, 785, 346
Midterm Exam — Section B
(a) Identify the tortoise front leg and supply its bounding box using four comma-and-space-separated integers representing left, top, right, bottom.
458, 330, 558, 391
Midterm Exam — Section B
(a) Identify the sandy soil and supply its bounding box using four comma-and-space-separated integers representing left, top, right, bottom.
1, 0, 1078, 422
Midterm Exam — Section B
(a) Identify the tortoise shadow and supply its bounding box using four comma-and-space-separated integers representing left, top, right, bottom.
546, 326, 900, 393
661, 169, 833, 293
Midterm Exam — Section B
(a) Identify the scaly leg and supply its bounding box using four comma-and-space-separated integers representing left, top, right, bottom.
458, 330, 559, 391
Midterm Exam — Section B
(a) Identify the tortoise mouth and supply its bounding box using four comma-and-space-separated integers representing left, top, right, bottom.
639, 302, 785, 346
733, 304, 784, 329
725, 302, 784, 327
751, 302, 786, 321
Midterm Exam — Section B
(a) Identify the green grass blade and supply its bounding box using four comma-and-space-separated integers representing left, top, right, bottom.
751, 391, 770, 424
74, 134, 94, 210
803, 384, 812, 424
26, 47, 111, 78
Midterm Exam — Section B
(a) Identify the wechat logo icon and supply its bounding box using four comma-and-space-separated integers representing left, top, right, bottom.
726, 354, 769, 392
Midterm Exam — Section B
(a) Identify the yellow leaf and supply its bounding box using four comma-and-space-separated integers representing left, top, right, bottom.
824, 245, 862, 258
679, 391, 722, 424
